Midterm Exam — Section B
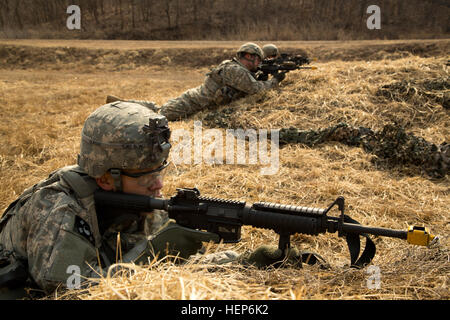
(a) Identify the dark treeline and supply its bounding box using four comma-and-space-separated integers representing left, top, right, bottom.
0, 0, 448, 40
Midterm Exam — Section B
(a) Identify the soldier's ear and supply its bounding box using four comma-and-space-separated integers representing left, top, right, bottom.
95, 173, 114, 191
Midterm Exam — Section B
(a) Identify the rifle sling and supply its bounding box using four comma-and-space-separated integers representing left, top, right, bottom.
343, 215, 376, 268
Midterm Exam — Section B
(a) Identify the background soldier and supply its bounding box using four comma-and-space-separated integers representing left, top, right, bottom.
256, 44, 281, 81
107, 43, 285, 121
159, 42, 285, 121
262, 44, 280, 59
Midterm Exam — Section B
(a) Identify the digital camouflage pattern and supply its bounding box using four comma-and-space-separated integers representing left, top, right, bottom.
0, 165, 169, 294
279, 123, 449, 178
159, 58, 280, 121
78, 102, 171, 177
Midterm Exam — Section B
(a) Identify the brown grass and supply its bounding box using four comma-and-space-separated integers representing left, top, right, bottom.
0, 40, 448, 300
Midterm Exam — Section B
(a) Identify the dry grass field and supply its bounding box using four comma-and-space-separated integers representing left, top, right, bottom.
0, 39, 448, 300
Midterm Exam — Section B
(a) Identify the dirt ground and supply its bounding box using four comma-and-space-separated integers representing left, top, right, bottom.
0, 39, 448, 300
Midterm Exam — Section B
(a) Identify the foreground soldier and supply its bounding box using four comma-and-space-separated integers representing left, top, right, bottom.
107, 43, 285, 121
0, 102, 220, 298
0, 102, 311, 299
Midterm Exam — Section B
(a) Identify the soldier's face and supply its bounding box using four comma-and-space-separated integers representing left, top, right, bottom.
250, 55, 261, 71
121, 166, 165, 198
241, 53, 261, 72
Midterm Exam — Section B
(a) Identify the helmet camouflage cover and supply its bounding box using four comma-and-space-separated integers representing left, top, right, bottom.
237, 42, 264, 60
78, 102, 171, 177
262, 44, 279, 58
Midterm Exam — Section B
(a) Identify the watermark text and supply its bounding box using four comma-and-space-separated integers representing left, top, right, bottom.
171, 121, 279, 175
66, 5, 81, 30
367, 5, 381, 30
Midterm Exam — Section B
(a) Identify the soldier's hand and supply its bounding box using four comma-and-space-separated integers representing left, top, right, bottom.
257, 73, 269, 81
273, 71, 286, 83
149, 222, 220, 260
241, 245, 300, 268
240, 245, 327, 269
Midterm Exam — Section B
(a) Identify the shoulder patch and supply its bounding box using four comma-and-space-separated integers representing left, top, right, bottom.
74, 216, 95, 244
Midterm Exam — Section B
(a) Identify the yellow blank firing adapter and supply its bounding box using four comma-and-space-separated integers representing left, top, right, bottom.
406, 226, 438, 247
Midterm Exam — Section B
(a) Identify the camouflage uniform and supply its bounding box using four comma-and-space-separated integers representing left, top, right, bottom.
160, 44, 280, 121
0, 102, 174, 295
0, 165, 170, 294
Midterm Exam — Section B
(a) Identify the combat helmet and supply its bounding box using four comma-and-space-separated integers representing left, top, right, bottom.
262, 44, 279, 59
77, 102, 171, 185
237, 42, 264, 60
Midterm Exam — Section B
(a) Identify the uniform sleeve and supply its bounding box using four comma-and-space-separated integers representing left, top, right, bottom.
23, 191, 101, 293
222, 63, 279, 95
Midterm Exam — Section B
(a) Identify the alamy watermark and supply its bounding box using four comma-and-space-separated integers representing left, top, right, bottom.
66, 5, 81, 30
66, 5, 380, 32
66, 263, 383, 290
366, 265, 381, 289
171, 121, 279, 175
66, 265, 81, 289
367, 5, 381, 30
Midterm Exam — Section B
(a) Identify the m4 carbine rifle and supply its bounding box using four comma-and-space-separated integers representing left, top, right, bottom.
94, 188, 438, 268
257, 53, 317, 80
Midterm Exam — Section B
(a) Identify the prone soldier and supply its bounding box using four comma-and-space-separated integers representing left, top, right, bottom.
0, 101, 314, 299
106, 43, 286, 121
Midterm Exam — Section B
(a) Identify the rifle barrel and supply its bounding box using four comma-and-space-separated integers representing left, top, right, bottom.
342, 222, 407, 240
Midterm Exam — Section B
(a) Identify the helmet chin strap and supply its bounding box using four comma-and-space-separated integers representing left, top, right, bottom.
109, 169, 123, 192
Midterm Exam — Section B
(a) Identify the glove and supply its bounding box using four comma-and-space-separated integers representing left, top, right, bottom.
241, 245, 327, 269
241, 245, 300, 268
273, 71, 286, 83
149, 222, 220, 260
256, 73, 269, 81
